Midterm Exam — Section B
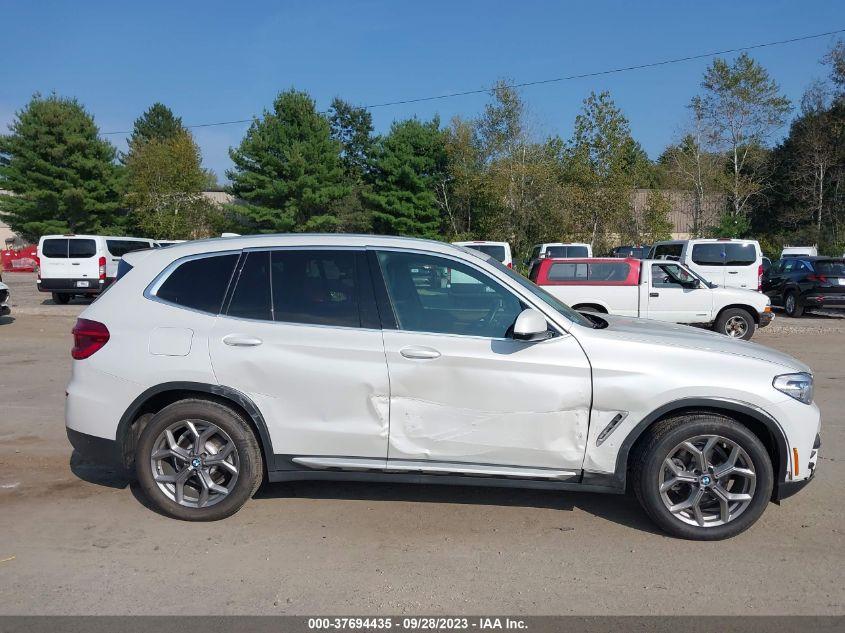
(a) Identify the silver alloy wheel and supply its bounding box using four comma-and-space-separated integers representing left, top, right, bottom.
659, 434, 756, 527
724, 315, 749, 338
785, 294, 796, 314
150, 420, 239, 508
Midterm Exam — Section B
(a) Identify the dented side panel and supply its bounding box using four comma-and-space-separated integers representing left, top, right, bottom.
382, 331, 592, 470
209, 319, 391, 459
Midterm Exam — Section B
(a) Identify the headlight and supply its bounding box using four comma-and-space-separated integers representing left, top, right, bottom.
773, 373, 814, 404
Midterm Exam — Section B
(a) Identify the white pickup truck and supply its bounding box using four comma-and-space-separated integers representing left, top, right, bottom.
531, 257, 773, 340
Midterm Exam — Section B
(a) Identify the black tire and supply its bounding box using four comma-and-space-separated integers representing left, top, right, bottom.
631, 413, 773, 540
52, 292, 71, 305
136, 399, 263, 521
784, 291, 804, 318
714, 307, 756, 340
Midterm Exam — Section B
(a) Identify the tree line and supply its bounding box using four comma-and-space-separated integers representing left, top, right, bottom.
2, 43, 844, 259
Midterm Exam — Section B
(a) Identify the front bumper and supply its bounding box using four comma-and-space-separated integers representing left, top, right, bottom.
773, 433, 820, 502
759, 310, 775, 327
37, 278, 110, 294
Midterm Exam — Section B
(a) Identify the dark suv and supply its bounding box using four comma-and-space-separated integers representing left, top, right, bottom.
762, 257, 845, 317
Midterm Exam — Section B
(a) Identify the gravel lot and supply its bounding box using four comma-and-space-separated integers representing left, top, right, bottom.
1, 271, 843, 615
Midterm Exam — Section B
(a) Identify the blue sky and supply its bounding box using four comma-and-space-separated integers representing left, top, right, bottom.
2, 0, 843, 181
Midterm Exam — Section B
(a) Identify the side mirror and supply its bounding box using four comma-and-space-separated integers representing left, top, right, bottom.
682, 278, 700, 289
512, 308, 550, 341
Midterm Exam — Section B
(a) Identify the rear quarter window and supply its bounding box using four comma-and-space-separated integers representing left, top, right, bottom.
107, 240, 151, 257
816, 260, 845, 276
154, 253, 239, 314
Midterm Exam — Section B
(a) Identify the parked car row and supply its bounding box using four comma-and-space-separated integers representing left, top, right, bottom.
528, 256, 772, 340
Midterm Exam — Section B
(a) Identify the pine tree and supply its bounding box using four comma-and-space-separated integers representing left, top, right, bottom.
130, 103, 185, 145
226, 89, 350, 233
0, 94, 122, 241
365, 117, 447, 238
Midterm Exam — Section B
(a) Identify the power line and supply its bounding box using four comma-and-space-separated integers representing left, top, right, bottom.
102, 27, 845, 136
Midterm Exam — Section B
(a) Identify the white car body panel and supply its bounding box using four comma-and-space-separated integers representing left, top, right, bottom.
66, 234, 819, 497
651, 239, 762, 291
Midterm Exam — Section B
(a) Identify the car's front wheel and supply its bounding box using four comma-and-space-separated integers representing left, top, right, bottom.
714, 308, 755, 340
136, 399, 263, 521
631, 413, 773, 540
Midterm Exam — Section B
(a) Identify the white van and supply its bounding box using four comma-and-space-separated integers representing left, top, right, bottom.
37, 235, 156, 304
649, 239, 763, 291
452, 241, 513, 268
781, 246, 818, 258
526, 242, 592, 269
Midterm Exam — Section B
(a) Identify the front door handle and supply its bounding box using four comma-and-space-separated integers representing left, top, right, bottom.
728, 271, 739, 274
649, 292, 659, 297
222, 334, 263, 347
400, 346, 441, 360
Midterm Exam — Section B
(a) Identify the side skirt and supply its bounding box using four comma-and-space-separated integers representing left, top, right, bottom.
267, 455, 624, 494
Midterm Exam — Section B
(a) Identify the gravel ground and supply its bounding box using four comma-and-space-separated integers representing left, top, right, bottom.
0, 272, 842, 615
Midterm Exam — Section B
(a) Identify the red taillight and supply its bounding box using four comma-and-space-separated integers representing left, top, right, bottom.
71, 318, 110, 359
507, 262, 513, 269
757, 264, 763, 291
98, 256, 106, 281
807, 273, 828, 283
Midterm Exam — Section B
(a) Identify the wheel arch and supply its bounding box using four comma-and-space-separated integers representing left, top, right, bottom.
116, 381, 275, 473
716, 304, 760, 324
606, 398, 788, 498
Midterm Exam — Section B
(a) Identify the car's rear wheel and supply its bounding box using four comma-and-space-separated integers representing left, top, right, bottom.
52, 292, 71, 305
631, 413, 773, 540
784, 291, 804, 317
136, 399, 263, 521
714, 308, 755, 340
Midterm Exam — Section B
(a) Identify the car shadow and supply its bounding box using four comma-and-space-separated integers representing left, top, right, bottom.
69, 450, 132, 489
69, 453, 662, 535
255, 480, 662, 535
0, 315, 14, 325
41, 296, 95, 306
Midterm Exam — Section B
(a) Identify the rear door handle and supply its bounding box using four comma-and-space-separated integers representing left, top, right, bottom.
222, 334, 263, 347
400, 346, 441, 360
728, 271, 739, 274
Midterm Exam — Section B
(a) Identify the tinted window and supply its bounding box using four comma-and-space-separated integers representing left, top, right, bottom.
68, 239, 96, 258
782, 260, 796, 273
107, 240, 151, 257
465, 244, 506, 261
816, 260, 845, 276
724, 243, 756, 266
271, 250, 360, 328
228, 251, 272, 320
41, 239, 68, 258
546, 245, 589, 258
691, 243, 724, 266
652, 244, 683, 260
156, 254, 238, 314
377, 250, 523, 338
589, 262, 630, 281
548, 263, 587, 281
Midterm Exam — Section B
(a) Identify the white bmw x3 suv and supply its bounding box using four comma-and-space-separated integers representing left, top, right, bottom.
66, 234, 821, 539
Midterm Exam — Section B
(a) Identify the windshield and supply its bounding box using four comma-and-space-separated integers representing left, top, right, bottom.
482, 257, 594, 328
464, 244, 506, 261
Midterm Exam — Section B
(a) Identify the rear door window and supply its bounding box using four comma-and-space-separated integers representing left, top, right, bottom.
107, 240, 151, 257
271, 250, 361, 328
42, 239, 69, 258
691, 244, 725, 266
227, 251, 272, 321
724, 243, 757, 266
155, 253, 239, 314
465, 244, 506, 261
67, 240, 96, 258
